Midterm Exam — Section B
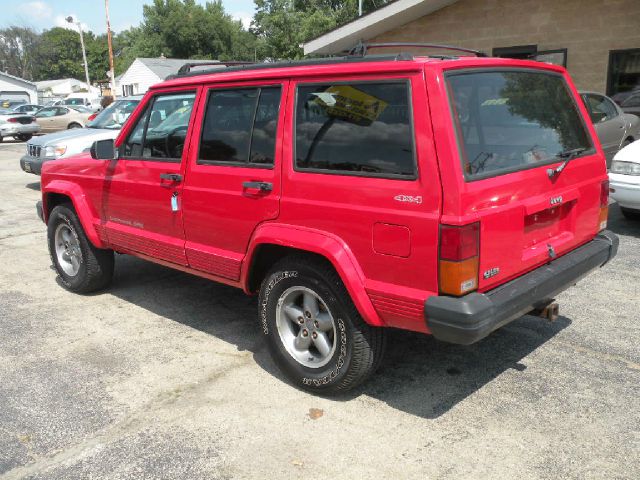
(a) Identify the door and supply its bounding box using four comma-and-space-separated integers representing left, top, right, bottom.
102, 89, 198, 265
443, 69, 604, 292
181, 83, 285, 281
582, 93, 626, 164
35, 106, 64, 133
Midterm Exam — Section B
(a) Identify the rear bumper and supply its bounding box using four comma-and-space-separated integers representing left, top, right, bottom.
0, 124, 40, 137
425, 231, 619, 345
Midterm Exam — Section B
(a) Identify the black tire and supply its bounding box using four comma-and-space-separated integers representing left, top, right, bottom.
259, 255, 386, 394
620, 206, 640, 220
0, 136, 3, 143
16, 134, 32, 141
67, 123, 82, 129
47, 204, 114, 293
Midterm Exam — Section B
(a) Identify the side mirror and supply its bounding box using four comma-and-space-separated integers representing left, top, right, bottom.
90, 139, 117, 160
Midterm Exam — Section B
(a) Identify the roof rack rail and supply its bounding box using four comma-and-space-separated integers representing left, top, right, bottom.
165, 55, 415, 80
348, 42, 487, 58
176, 61, 255, 76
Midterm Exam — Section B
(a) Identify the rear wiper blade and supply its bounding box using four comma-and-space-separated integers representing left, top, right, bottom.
547, 147, 587, 178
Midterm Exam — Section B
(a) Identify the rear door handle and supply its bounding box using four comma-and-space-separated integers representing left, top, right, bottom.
242, 181, 273, 192
160, 173, 183, 183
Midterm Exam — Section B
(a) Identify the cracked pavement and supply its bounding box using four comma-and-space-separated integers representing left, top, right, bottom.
0, 140, 639, 479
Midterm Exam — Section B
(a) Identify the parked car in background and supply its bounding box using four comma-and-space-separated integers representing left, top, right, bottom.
20, 96, 142, 175
0, 110, 40, 142
580, 91, 640, 167
0, 99, 26, 109
618, 90, 640, 117
609, 138, 640, 220
13, 104, 44, 115
34, 106, 93, 134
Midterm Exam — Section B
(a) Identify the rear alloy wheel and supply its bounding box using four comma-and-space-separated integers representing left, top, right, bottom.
16, 134, 32, 141
48, 204, 114, 293
259, 256, 386, 394
620, 206, 640, 220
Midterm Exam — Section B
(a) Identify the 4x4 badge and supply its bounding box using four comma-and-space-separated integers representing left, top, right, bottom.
394, 195, 422, 205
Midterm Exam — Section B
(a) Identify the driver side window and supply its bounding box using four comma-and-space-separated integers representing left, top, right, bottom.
122, 91, 196, 162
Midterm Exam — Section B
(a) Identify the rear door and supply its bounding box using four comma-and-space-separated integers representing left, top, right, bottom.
442, 68, 606, 291
180, 81, 285, 281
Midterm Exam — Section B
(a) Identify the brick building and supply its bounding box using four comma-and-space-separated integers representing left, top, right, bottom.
304, 0, 640, 98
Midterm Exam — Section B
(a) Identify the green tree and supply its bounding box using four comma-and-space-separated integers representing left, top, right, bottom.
252, 0, 390, 60
0, 26, 40, 80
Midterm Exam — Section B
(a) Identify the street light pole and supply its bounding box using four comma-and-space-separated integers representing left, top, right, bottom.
66, 16, 91, 91
105, 0, 117, 99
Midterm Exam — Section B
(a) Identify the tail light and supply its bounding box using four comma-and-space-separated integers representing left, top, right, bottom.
599, 179, 609, 231
7, 117, 18, 123
439, 222, 480, 296
88, 113, 98, 121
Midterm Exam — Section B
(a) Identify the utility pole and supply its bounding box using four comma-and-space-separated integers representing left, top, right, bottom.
105, 0, 117, 99
66, 16, 91, 91
359, 0, 363, 16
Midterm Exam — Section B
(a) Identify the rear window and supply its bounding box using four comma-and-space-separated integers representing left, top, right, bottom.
446, 70, 592, 179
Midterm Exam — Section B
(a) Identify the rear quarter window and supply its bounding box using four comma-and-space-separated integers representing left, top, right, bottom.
446, 69, 593, 180
294, 81, 416, 179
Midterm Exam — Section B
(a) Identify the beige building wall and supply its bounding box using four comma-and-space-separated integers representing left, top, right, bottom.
371, 0, 640, 93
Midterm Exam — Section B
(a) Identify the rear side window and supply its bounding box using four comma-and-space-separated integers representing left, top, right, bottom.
198, 86, 281, 166
295, 81, 415, 178
583, 93, 618, 123
446, 70, 592, 179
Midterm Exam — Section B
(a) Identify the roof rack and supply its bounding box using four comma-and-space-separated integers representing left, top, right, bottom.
348, 42, 487, 58
166, 54, 415, 80
176, 61, 255, 76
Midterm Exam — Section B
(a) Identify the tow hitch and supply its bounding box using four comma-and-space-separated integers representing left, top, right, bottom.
533, 301, 559, 322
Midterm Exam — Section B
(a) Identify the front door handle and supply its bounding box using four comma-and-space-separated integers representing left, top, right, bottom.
242, 181, 273, 192
160, 173, 183, 183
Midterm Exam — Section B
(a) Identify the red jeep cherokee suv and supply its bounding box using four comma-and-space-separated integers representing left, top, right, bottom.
37, 48, 618, 393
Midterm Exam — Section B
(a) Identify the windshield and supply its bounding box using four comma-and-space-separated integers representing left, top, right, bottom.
88, 99, 140, 129
147, 99, 194, 134
446, 70, 592, 179
64, 98, 87, 106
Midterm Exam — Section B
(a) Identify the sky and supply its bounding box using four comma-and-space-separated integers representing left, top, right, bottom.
2, 0, 256, 34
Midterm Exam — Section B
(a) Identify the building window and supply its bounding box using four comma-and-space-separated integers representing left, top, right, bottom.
607, 48, 640, 99
492, 45, 537, 60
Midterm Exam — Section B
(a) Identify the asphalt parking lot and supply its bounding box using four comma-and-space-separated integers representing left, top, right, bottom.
0, 139, 638, 479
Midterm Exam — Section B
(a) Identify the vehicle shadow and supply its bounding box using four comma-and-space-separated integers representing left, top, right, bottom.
607, 203, 640, 237
107, 254, 570, 419
25, 182, 40, 191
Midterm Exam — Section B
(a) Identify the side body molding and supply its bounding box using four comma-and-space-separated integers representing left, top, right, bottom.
42, 180, 106, 248
242, 223, 384, 327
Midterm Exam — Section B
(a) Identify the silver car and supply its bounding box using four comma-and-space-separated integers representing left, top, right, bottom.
20, 96, 142, 175
0, 110, 41, 142
580, 91, 640, 167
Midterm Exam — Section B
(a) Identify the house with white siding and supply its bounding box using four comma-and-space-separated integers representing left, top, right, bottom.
0, 71, 38, 104
118, 57, 216, 97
